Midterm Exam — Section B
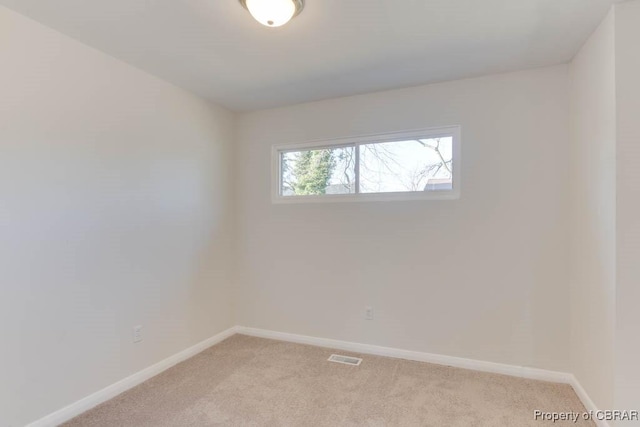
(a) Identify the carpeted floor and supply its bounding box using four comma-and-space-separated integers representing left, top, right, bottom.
63, 334, 593, 426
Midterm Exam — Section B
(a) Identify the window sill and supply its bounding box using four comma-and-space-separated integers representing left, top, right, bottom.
272, 190, 460, 204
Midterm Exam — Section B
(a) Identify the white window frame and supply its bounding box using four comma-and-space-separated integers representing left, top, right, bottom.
271, 125, 461, 204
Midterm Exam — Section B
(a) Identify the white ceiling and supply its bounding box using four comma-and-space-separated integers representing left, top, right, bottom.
1, 0, 616, 111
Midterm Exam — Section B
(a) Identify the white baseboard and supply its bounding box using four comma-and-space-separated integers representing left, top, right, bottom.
237, 326, 609, 427
27, 325, 609, 427
568, 374, 611, 427
27, 326, 239, 427
236, 326, 571, 382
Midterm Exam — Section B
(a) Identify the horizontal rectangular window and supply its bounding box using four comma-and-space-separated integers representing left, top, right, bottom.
273, 126, 460, 203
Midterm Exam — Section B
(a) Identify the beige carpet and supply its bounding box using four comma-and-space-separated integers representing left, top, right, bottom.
63, 335, 593, 426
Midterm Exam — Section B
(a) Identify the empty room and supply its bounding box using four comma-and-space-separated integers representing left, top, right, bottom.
1, 0, 639, 426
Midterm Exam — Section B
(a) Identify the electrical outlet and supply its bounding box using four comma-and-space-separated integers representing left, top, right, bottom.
365, 306, 374, 320
133, 325, 143, 343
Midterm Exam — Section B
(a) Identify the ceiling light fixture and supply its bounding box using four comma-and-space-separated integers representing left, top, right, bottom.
239, 0, 304, 27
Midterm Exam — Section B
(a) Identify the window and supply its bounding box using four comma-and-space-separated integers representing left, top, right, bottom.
273, 126, 460, 203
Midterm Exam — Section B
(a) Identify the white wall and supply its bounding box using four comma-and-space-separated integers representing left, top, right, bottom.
235, 66, 572, 372
614, 0, 640, 414
0, 7, 235, 426
569, 1, 640, 415
568, 9, 616, 411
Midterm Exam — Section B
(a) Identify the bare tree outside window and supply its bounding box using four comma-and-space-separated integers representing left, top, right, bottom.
360, 137, 452, 193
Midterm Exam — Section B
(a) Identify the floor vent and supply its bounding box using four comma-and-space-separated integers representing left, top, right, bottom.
328, 354, 362, 366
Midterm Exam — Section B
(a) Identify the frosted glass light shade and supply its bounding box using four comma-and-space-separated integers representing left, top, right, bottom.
244, 0, 297, 27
